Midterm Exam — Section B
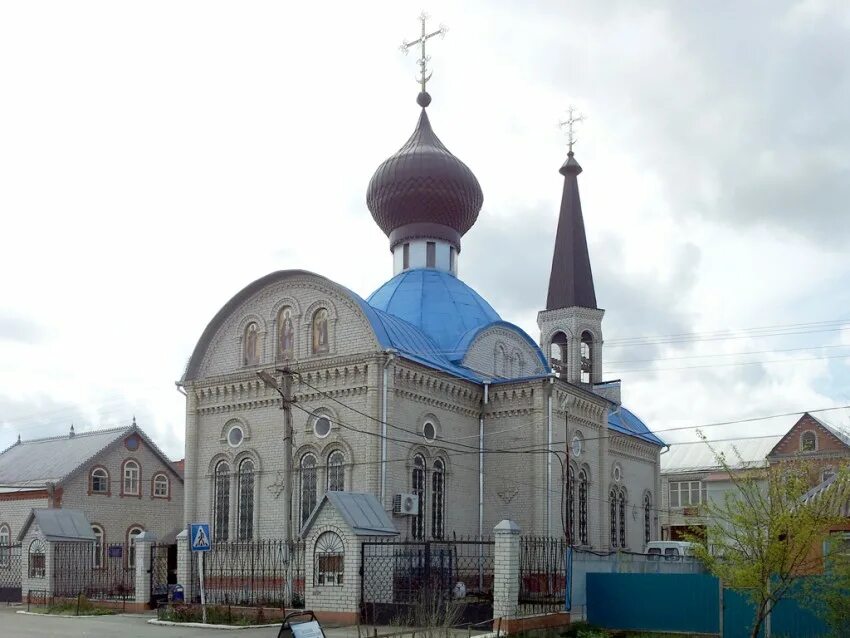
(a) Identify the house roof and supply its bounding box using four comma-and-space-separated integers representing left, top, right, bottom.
0, 422, 182, 489
767, 412, 850, 457
301, 491, 399, 537
17, 509, 96, 543
661, 435, 783, 474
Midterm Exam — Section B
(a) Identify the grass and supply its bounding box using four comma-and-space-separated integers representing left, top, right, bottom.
32, 596, 115, 616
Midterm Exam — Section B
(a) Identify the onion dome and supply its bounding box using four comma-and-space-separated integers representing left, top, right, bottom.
366, 101, 483, 251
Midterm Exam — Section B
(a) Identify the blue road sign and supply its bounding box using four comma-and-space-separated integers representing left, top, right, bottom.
189, 523, 212, 552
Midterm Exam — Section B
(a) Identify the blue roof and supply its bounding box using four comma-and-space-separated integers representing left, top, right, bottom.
368, 269, 501, 358
608, 406, 665, 446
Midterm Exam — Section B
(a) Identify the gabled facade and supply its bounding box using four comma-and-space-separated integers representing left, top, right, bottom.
0, 422, 184, 554
767, 412, 850, 484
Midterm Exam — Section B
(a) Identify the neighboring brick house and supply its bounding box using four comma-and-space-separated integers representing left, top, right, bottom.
766, 412, 850, 483
0, 421, 184, 557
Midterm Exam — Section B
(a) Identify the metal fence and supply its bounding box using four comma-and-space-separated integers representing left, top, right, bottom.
518, 536, 568, 615
187, 539, 305, 608
0, 544, 22, 603
52, 541, 135, 602
360, 537, 495, 626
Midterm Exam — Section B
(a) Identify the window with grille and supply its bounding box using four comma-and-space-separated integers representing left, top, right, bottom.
301, 454, 318, 526
127, 527, 143, 568
123, 460, 139, 495
213, 461, 230, 542
431, 459, 445, 539
578, 470, 588, 545
644, 493, 652, 545
411, 455, 426, 540
314, 531, 344, 586
610, 488, 618, 548
238, 459, 255, 540
29, 539, 45, 578
91, 525, 104, 569
327, 451, 345, 492
567, 467, 576, 544
0, 525, 10, 567
801, 431, 817, 452
669, 481, 707, 508
618, 490, 627, 548
91, 468, 109, 494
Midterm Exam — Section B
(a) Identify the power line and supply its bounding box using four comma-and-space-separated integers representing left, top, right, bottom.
608, 352, 850, 375
606, 342, 850, 365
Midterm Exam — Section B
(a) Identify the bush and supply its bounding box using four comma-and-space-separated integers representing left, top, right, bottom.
561, 622, 604, 638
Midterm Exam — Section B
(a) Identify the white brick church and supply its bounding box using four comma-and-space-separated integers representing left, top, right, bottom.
178, 84, 664, 551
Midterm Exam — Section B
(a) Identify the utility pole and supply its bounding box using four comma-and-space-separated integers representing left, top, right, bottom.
258, 368, 295, 541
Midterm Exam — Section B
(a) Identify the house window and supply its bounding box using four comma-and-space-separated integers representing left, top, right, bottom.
123, 460, 140, 496
314, 531, 344, 586
618, 490, 627, 548
426, 241, 436, 267
644, 493, 652, 545
314, 416, 331, 439
91, 467, 109, 494
237, 459, 255, 540
423, 421, 436, 442
153, 473, 169, 498
92, 525, 104, 569
403, 243, 410, 269
610, 488, 618, 548
411, 455, 426, 540
578, 470, 588, 545
28, 539, 46, 578
0, 524, 10, 567
801, 431, 817, 452
213, 461, 230, 542
301, 454, 318, 526
127, 527, 143, 568
669, 481, 707, 508
432, 458, 445, 539
567, 467, 576, 544
449, 247, 455, 272
327, 451, 345, 492
227, 425, 244, 447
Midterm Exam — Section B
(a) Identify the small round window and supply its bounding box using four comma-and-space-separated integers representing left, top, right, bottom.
314, 416, 331, 439
227, 425, 244, 447
423, 422, 436, 442
613, 465, 622, 482
571, 434, 583, 457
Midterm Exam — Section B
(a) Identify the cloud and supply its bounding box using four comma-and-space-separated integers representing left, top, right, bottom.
0, 311, 46, 344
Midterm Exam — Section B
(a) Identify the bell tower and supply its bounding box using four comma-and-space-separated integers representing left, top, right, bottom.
537, 109, 603, 385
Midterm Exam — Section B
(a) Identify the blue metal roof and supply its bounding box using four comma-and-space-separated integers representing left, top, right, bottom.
368, 269, 501, 357
608, 406, 665, 446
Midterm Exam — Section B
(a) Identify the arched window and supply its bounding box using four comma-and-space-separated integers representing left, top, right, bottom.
578, 470, 588, 545
618, 490, 627, 548
496, 345, 507, 377
0, 524, 10, 567
91, 467, 109, 494
550, 332, 568, 377
432, 458, 445, 539
123, 460, 140, 496
644, 493, 652, 545
152, 473, 169, 498
237, 459, 255, 540
801, 431, 817, 452
91, 525, 104, 569
277, 306, 295, 361
28, 539, 46, 578
314, 531, 344, 586
610, 487, 618, 548
127, 526, 143, 568
300, 454, 318, 526
327, 451, 345, 492
580, 331, 593, 384
312, 308, 329, 354
243, 321, 260, 366
567, 467, 576, 544
213, 461, 230, 542
411, 455, 426, 540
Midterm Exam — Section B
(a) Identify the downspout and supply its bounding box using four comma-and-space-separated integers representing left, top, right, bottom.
381, 350, 395, 505
547, 377, 554, 538
479, 383, 489, 538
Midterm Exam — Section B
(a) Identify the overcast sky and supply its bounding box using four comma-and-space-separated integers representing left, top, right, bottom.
1, 0, 849, 459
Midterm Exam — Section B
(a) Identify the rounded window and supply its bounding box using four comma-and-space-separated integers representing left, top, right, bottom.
571, 433, 584, 457
423, 422, 436, 442
227, 425, 244, 447
613, 465, 622, 482
314, 416, 331, 439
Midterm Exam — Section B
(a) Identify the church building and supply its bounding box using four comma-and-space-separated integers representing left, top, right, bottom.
178, 78, 664, 550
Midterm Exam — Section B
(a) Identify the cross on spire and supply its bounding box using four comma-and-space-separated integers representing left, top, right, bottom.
559, 106, 586, 154
399, 12, 448, 106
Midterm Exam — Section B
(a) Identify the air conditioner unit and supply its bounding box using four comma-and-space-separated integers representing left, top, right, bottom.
392, 493, 419, 516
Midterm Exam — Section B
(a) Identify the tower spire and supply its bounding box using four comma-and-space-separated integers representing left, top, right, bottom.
546, 109, 596, 310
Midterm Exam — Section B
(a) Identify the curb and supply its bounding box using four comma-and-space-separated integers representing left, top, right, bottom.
147, 618, 280, 630
16, 610, 95, 619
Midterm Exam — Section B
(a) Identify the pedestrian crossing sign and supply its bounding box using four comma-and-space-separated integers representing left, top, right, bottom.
189, 523, 212, 552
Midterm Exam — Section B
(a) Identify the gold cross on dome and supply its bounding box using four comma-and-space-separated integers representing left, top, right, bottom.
400, 12, 448, 95
559, 106, 586, 154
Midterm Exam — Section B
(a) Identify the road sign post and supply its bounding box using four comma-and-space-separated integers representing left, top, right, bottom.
189, 523, 211, 624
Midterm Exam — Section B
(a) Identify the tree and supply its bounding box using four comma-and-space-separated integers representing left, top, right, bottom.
799, 533, 850, 637
687, 433, 850, 638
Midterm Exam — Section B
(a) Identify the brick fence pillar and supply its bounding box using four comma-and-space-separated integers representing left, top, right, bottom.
493, 519, 521, 623
134, 531, 157, 607
176, 529, 191, 596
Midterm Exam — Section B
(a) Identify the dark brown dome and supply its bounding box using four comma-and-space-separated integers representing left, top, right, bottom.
366, 108, 483, 250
